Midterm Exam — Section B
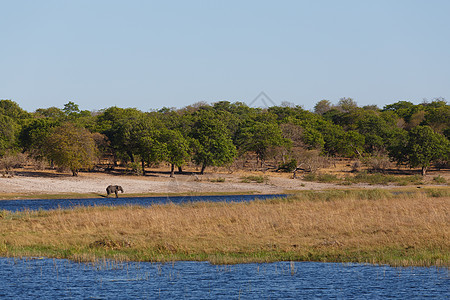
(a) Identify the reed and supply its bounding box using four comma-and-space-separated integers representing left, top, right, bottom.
0, 189, 448, 267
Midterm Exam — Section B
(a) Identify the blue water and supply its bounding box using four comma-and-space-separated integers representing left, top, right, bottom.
0, 258, 447, 299
0, 194, 286, 212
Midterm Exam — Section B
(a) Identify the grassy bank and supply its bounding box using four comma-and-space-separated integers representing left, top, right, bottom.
0, 189, 449, 267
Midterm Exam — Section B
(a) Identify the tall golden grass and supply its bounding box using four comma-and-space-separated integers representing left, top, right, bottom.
0, 189, 449, 266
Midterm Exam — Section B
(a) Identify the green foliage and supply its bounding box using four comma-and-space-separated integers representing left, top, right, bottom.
158, 129, 191, 176
316, 173, 339, 183
96, 107, 146, 163
43, 123, 98, 176
126, 161, 143, 175
236, 119, 290, 162
383, 101, 421, 122
389, 126, 450, 175
302, 127, 325, 150
240, 175, 267, 183
63, 101, 80, 116
35, 107, 65, 119
432, 175, 447, 184
0, 114, 20, 155
302, 173, 339, 183
0, 99, 447, 179
19, 118, 59, 156
351, 172, 396, 185
425, 188, 450, 197
0, 100, 31, 121
190, 110, 236, 174
423, 104, 450, 134
278, 159, 297, 172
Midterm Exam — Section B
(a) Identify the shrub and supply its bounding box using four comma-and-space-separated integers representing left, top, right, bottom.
278, 159, 297, 172
302, 173, 317, 181
433, 175, 447, 184
363, 155, 391, 172
302, 173, 339, 183
317, 174, 339, 183
240, 175, 267, 183
0, 151, 28, 176
352, 172, 394, 185
426, 189, 450, 197
126, 162, 142, 175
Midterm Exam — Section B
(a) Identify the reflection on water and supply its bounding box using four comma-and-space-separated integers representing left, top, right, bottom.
0, 258, 448, 299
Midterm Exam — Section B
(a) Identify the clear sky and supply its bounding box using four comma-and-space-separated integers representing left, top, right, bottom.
1, 0, 449, 112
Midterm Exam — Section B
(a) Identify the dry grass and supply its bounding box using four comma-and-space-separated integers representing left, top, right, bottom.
0, 189, 449, 266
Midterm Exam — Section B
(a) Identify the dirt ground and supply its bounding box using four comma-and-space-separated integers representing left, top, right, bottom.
1, 165, 447, 198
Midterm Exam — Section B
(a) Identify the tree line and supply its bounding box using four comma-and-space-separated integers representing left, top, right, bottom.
0, 98, 449, 176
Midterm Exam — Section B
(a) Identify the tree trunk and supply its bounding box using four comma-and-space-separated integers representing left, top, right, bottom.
72, 169, 78, 176
170, 164, 175, 178
422, 166, 427, 176
178, 166, 183, 174
128, 151, 134, 163
141, 159, 145, 176
200, 164, 206, 175
113, 153, 118, 167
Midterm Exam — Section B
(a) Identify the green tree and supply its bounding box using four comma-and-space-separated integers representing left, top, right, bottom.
0, 100, 30, 155
158, 129, 191, 177
0, 100, 31, 121
388, 126, 450, 175
424, 104, 450, 134
43, 123, 98, 176
63, 101, 80, 116
382, 101, 422, 123
35, 107, 65, 119
96, 107, 144, 164
0, 114, 20, 156
131, 113, 164, 175
19, 118, 59, 159
191, 110, 236, 174
236, 120, 290, 166
356, 110, 397, 153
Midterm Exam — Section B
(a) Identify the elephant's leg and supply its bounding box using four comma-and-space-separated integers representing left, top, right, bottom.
115, 190, 119, 198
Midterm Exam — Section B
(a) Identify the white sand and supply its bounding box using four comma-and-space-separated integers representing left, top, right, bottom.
0, 171, 344, 197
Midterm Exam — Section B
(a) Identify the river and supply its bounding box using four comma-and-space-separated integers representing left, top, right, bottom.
0, 258, 447, 299
0, 194, 287, 212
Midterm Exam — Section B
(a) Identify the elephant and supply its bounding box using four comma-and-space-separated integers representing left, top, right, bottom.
106, 185, 124, 198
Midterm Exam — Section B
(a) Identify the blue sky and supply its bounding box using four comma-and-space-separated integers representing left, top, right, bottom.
1, 0, 449, 112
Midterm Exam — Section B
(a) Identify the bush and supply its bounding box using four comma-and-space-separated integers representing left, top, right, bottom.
240, 175, 267, 183
302, 173, 339, 183
317, 174, 339, 183
126, 162, 142, 175
0, 151, 28, 175
433, 175, 447, 184
363, 155, 391, 172
351, 172, 394, 185
426, 189, 450, 197
277, 159, 297, 172
302, 173, 317, 181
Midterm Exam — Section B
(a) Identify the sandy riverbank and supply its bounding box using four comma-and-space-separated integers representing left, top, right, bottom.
0, 169, 386, 199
